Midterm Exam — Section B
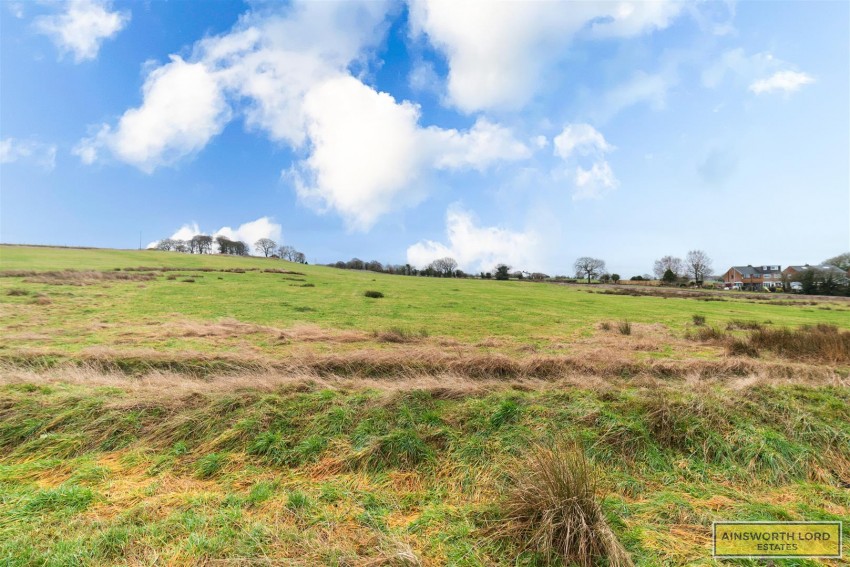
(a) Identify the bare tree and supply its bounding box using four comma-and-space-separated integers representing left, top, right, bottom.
156, 238, 176, 251
431, 257, 458, 277
196, 235, 213, 254
574, 257, 606, 284
685, 250, 712, 284
174, 240, 188, 253
233, 241, 248, 256
292, 251, 306, 264
255, 238, 277, 257
653, 255, 683, 280
277, 245, 296, 261
187, 234, 212, 254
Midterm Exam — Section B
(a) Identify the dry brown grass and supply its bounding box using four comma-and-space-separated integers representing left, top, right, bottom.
2, 338, 844, 385
5, 270, 159, 286
500, 438, 633, 566
748, 324, 850, 364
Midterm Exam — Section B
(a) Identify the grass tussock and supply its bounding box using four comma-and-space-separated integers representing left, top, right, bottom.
372, 327, 429, 343
501, 438, 633, 567
617, 321, 632, 335
364, 290, 384, 298
6, 288, 30, 296
691, 314, 706, 326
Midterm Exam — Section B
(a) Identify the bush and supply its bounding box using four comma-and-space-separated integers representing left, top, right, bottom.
364, 290, 384, 298
501, 438, 633, 567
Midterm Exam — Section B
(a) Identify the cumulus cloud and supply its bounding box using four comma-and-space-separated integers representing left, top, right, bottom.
406, 206, 540, 273
749, 70, 815, 95
408, 0, 684, 112
34, 0, 129, 62
214, 217, 283, 247
80, 1, 531, 229
147, 217, 282, 254
78, 56, 230, 172
291, 80, 531, 230
0, 138, 57, 170
552, 124, 618, 200
553, 123, 614, 160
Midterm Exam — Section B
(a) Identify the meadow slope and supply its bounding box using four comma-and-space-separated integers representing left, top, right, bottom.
0, 245, 848, 566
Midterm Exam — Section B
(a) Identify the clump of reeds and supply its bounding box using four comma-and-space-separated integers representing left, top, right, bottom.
501, 438, 633, 567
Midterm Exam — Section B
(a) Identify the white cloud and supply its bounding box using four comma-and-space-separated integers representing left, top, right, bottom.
214, 217, 283, 248
749, 70, 815, 95
552, 124, 618, 199
147, 218, 282, 254
407, 206, 541, 273
0, 138, 57, 170
80, 1, 531, 229
431, 118, 532, 171
34, 0, 129, 62
408, 0, 684, 112
702, 49, 813, 96
574, 161, 619, 200
291, 79, 531, 230
77, 56, 230, 172
553, 123, 613, 160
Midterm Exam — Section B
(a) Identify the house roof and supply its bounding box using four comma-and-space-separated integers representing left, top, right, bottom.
786, 264, 848, 275
729, 265, 781, 277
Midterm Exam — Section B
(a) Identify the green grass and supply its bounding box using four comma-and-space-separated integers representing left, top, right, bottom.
1, 245, 849, 564
2, 245, 849, 370
0, 381, 847, 565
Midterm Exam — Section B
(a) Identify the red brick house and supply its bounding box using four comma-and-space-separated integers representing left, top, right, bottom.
722, 265, 782, 290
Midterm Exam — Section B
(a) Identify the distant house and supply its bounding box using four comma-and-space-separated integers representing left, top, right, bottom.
722, 265, 782, 291
783, 264, 849, 282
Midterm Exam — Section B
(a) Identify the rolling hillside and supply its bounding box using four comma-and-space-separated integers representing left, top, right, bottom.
1, 245, 848, 565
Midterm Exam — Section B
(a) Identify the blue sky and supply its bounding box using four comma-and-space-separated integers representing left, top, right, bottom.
1, 0, 848, 277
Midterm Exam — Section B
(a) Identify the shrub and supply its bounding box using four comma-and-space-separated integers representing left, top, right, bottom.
692, 314, 706, 326
618, 321, 632, 335
364, 290, 384, 298
501, 438, 633, 567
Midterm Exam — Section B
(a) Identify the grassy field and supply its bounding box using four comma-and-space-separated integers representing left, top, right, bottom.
1, 245, 848, 565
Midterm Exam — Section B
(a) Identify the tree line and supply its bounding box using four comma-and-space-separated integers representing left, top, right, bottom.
154, 236, 305, 263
